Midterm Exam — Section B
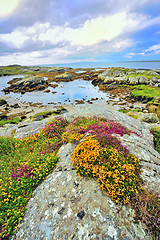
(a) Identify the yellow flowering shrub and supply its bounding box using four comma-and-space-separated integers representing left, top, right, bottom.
72, 140, 140, 204
72, 136, 101, 177
98, 147, 140, 204
62, 131, 84, 143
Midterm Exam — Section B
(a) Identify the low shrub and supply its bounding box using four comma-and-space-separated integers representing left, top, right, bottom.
151, 127, 160, 154
1, 116, 159, 239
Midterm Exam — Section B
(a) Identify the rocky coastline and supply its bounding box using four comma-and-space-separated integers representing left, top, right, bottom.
1, 65, 160, 133
1, 65, 160, 239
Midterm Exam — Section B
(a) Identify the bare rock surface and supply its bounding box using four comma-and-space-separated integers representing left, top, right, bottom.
12, 144, 152, 240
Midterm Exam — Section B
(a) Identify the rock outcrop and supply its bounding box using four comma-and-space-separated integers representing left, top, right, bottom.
3, 76, 48, 93
54, 72, 74, 81
12, 144, 152, 240
10, 102, 160, 240
97, 68, 160, 87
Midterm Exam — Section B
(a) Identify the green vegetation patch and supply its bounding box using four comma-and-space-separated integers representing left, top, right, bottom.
0, 117, 21, 127
30, 108, 67, 120
151, 127, 160, 154
131, 85, 160, 101
128, 71, 160, 79
0, 65, 45, 76
0, 117, 68, 239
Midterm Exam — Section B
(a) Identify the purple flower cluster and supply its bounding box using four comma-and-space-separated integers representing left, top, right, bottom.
43, 117, 68, 139
79, 121, 131, 154
10, 165, 34, 180
85, 121, 131, 136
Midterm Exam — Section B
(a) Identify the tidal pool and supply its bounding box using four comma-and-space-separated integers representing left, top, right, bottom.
0, 76, 110, 105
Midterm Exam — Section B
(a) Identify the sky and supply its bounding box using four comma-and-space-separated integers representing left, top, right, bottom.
0, 0, 160, 66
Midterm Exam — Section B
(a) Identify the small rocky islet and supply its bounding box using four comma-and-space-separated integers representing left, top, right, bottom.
0, 65, 160, 239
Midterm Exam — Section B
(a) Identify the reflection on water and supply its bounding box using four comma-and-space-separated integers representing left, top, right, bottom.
0, 76, 110, 105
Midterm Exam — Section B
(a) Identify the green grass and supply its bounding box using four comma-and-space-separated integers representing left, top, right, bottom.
0, 117, 68, 239
151, 127, 160, 154
118, 109, 141, 114
0, 117, 21, 127
128, 72, 160, 79
30, 108, 67, 120
131, 85, 160, 101
0, 116, 159, 239
30, 111, 56, 120
0, 65, 45, 76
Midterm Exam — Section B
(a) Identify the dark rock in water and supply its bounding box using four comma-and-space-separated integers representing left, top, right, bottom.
0, 114, 7, 120
91, 78, 103, 86
0, 99, 7, 106
10, 103, 20, 108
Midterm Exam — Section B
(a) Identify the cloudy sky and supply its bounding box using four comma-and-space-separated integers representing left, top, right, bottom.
0, 0, 160, 66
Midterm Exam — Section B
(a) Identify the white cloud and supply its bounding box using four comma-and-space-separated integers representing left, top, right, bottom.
125, 52, 136, 58
1, 11, 160, 50
144, 43, 160, 55
0, 1, 160, 65
126, 43, 160, 58
0, 47, 95, 66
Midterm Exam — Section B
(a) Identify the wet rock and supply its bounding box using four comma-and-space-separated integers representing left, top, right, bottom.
4, 76, 48, 93
49, 83, 58, 88
91, 78, 103, 86
10, 103, 20, 108
0, 114, 7, 120
75, 100, 85, 104
44, 89, 50, 93
0, 99, 7, 106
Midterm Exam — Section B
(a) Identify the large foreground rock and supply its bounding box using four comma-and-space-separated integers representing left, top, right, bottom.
12, 144, 152, 240
63, 103, 160, 195
9, 102, 160, 239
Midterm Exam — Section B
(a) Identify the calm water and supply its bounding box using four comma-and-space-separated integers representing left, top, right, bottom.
0, 77, 109, 105
0, 61, 159, 105
43, 61, 160, 70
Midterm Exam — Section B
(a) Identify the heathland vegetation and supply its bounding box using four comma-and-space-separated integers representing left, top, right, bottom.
0, 116, 160, 239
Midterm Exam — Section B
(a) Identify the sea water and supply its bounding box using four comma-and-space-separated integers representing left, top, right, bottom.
0, 61, 159, 105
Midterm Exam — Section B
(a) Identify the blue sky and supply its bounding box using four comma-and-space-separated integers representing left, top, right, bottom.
0, 0, 160, 65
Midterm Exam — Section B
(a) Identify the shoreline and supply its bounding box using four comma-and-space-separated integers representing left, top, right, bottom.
0, 95, 159, 139
1, 65, 160, 137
